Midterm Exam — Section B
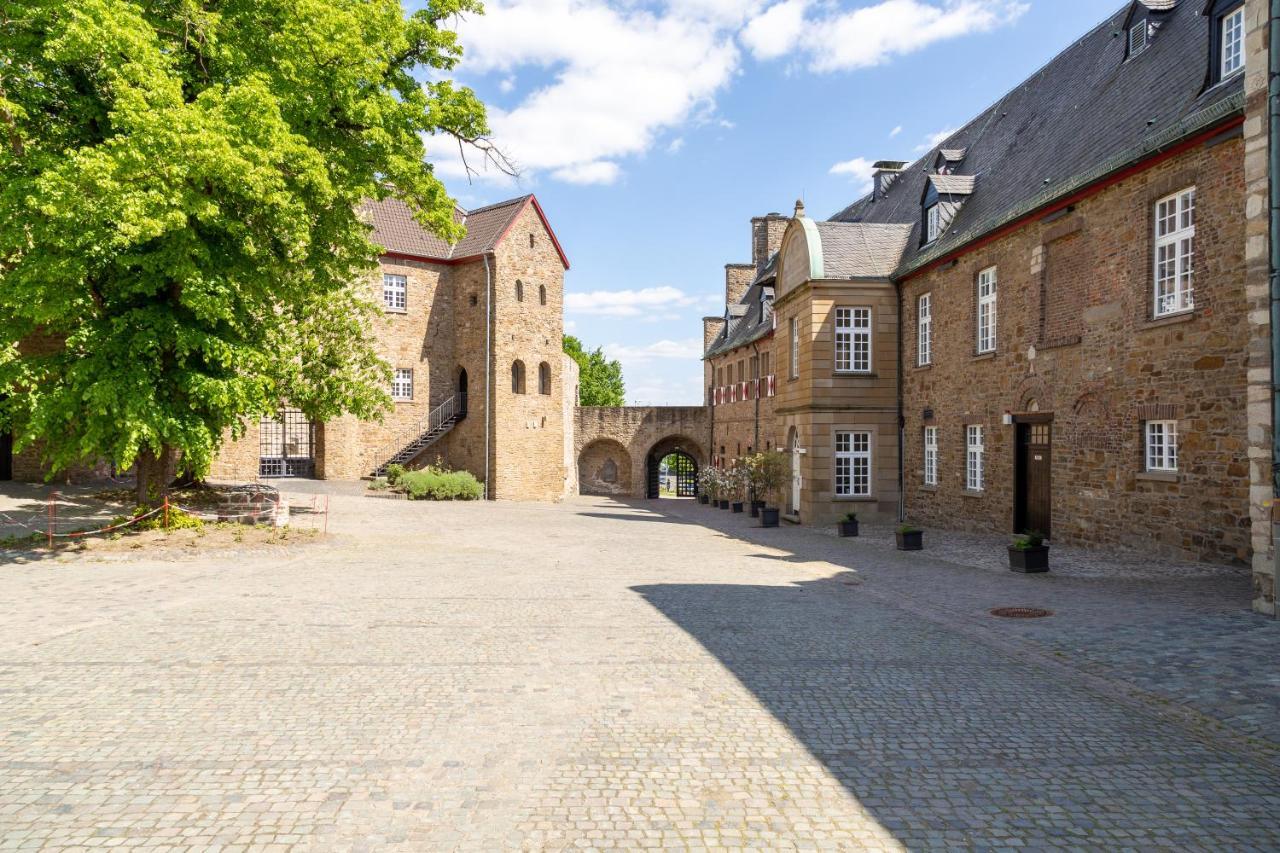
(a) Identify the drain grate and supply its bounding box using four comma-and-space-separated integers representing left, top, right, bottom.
990, 606, 1053, 619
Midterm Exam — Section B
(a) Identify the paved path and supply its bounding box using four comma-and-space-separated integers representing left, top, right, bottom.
1, 491, 1278, 851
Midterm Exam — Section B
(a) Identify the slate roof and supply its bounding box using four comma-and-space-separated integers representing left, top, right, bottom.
831, 0, 1244, 277
928, 174, 977, 196
361, 194, 568, 266
705, 255, 778, 359
814, 222, 915, 278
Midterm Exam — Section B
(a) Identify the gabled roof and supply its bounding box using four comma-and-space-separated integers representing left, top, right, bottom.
831, 0, 1242, 278
361, 194, 570, 269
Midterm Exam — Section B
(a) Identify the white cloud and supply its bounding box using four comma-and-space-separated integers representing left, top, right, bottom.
566, 285, 701, 317
718, 118, 736, 129
605, 338, 704, 363
741, 0, 810, 61
889, 125, 903, 138
499, 76, 516, 94
741, 0, 1027, 73
666, 137, 685, 154
915, 126, 958, 152
829, 156, 877, 194
552, 161, 622, 184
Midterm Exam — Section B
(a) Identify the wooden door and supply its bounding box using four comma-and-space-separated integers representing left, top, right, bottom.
1016, 422, 1052, 538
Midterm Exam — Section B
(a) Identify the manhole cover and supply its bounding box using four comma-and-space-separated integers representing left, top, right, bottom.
990, 606, 1053, 619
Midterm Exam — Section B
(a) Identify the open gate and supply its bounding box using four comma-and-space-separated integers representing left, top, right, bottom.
648, 450, 697, 499
259, 408, 316, 478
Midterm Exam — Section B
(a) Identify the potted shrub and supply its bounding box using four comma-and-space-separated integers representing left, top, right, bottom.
838, 512, 859, 537
1009, 530, 1049, 573
696, 469, 712, 505
750, 450, 787, 529
896, 524, 923, 551
729, 464, 747, 513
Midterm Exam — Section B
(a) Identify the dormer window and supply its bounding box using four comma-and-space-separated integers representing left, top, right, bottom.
1128, 19, 1148, 57
925, 205, 941, 243
1220, 5, 1244, 79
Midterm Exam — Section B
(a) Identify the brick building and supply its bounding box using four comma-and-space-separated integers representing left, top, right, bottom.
703, 0, 1272, 601
9, 194, 575, 502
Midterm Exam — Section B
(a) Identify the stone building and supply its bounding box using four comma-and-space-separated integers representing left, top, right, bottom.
703, 1, 1272, 602
4, 194, 574, 502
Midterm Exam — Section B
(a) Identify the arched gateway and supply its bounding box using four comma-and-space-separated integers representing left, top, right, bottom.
574, 407, 709, 499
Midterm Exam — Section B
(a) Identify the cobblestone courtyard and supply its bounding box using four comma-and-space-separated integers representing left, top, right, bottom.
2, 488, 1279, 851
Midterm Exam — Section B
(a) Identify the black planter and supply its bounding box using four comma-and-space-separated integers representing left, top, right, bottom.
698, 494, 709, 505
749, 500, 764, 518
718, 499, 729, 509
896, 530, 923, 551
838, 520, 860, 537
1008, 545, 1050, 573
760, 507, 780, 528
731, 502, 744, 513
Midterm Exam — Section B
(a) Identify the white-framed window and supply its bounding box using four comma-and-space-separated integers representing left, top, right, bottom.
966, 424, 984, 491
926, 205, 941, 243
1221, 6, 1245, 79
835, 431, 872, 498
923, 426, 938, 486
976, 266, 997, 354
383, 273, 407, 311
1129, 20, 1148, 57
790, 317, 800, 379
918, 293, 932, 366
834, 307, 871, 373
1154, 187, 1196, 317
392, 368, 413, 401
1145, 420, 1178, 472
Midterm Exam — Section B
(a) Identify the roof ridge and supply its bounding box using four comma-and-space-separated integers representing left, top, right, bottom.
465, 194, 532, 215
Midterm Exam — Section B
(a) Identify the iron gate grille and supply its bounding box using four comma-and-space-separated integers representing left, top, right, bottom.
667, 452, 697, 497
259, 409, 316, 478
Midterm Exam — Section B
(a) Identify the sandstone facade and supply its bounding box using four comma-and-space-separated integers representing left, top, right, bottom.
575, 407, 707, 498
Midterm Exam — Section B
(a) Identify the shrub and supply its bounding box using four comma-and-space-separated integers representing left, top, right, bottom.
897, 524, 921, 534
383, 463, 406, 485
121, 505, 205, 532
397, 469, 483, 501
368, 477, 390, 491
842, 512, 858, 523
1012, 530, 1045, 550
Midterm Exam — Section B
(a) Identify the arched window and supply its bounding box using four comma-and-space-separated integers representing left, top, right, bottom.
529, 233, 536, 248
539, 284, 547, 306
516, 280, 524, 302
538, 361, 552, 395
511, 360, 526, 394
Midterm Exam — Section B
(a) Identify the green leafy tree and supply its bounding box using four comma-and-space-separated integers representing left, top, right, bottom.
563, 335, 624, 407
0, 0, 500, 503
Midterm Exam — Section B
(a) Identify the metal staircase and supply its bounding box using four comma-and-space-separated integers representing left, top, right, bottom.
371, 394, 466, 477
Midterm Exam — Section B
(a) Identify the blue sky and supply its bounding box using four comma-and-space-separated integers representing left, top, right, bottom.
421, 0, 1122, 405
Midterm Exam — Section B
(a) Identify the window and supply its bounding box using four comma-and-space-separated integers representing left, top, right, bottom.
511, 360, 526, 394
835, 431, 872, 498
761, 351, 771, 378
1221, 5, 1245, 78
926, 205, 941, 243
976, 266, 997, 354
750, 355, 759, 379
383, 274, 407, 311
1145, 420, 1178, 472
539, 284, 547, 306
1129, 20, 1147, 57
834, 307, 871, 373
392, 368, 413, 401
515, 280, 524, 302
923, 426, 938, 486
966, 425, 984, 491
917, 293, 932, 366
538, 361, 551, 395
789, 317, 799, 379
529, 233, 535, 248
716, 367, 724, 386
1154, 187, 1196, 317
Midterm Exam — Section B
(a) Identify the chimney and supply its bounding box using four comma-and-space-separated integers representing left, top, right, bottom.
702, 316, 725, 354
725, 263, 754, 307
872, 160, 908, 201
750, 212, 789, 275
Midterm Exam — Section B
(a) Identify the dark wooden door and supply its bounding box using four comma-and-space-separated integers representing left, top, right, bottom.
645, 454, 660, 499
1016, 422, 1052, 538
0, 431, 10, 481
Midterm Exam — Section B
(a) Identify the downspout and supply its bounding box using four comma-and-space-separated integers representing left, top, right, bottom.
484, 253, 493, 500
896, 282, 905, 523
1269, 0, 1280, 612
751, 341, 762, 451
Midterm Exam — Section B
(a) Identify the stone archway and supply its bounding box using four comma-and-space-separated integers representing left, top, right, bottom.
645, 435, 704, 499
578, 438, 633, 496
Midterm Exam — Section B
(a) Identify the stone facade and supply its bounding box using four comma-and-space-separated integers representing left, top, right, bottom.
575, 407, 708, 498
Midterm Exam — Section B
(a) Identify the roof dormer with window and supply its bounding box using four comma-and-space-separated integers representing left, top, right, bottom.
1204, 0, 1245, 85
921, 174, 976, 246
934, 149, 966, 175
1122, 1, 1178, 62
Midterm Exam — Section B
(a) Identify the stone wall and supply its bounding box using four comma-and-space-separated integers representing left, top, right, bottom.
575, 407, 709, 498
562, 353, 580, 497
900, 135, 1250, 565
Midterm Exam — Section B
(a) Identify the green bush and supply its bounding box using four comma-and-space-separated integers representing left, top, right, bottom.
397, 469, 483, 501
383, 463, 406, 485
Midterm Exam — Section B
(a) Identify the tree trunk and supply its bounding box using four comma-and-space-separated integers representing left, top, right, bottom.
135, 445, 178, 507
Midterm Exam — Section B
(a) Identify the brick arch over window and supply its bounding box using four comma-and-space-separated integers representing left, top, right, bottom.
511, 360, 526, 394
1014, 374, 1051, 414
538, 361, 552, 395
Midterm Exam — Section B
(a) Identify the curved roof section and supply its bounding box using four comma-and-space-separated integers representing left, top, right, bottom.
810, 222, 914, 279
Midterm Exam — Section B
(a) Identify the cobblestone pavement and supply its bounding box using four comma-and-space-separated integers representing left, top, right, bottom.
1, 489, 1278, 851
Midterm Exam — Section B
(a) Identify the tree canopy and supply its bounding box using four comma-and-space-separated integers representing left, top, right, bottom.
0, 0, 493, 500
563, 335, 624, 407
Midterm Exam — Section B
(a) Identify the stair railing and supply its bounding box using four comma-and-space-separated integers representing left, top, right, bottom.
371, 393, 462, 474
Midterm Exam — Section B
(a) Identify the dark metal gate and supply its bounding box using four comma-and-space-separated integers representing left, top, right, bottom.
648, 451, 697, 499
259, 409, 316, 478
1015, 419, 1052, 539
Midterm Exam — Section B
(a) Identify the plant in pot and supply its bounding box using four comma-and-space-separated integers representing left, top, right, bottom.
696, 469, 713, 505
729, 464, 747, 513
751, 450, 788, 528
896, 524, 923, 551
1008, 530, 1049, 573
838, 512, 859, 538
709, 469, 729, 509
743, 454, 767, 517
